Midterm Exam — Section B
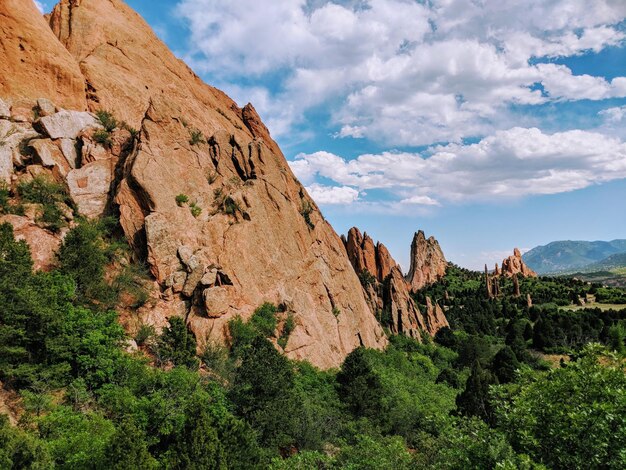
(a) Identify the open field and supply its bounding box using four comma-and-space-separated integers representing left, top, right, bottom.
560, 302, 626, 312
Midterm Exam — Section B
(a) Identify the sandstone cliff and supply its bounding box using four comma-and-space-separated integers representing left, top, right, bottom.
0, 0, 86, 111
406, 230, 448, 292
0, 0, 387, 368
343, 227, 449, 340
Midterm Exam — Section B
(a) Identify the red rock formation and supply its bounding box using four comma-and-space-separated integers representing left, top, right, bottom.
501, 248, 537, 278
0, 215, 61, 271
344, 227, 449, 341
406, 230, 447, 292
33, 0, 387, 368
376, 242, 397, 282
383, 267, 426, 339
345, 227, 378, 279
0, 0, 86, 110
424, 296, 449, 335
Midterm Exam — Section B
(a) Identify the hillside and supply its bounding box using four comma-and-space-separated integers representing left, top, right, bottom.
522, 239, 626, 274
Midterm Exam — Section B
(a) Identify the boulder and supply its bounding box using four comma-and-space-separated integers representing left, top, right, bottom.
0, 215, 61, 271
202, 286, 232, 318
36, 98, 57, 117
39, 110, 100, 140
29, 138, 72, 177
66, 159, 113, 218
58, 139, 78, 169
0, 120, 39, 181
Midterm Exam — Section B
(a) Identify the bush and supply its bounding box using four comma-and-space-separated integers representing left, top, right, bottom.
175, 194, 188, 206
58, 220, 112, 305
96, 110, 118, 132
189, 129, 204, 145
250, 303, 278, 337
154, 317, 199, 369
300, 200, 314, 229
189, 203, 202, 218
134, 324, 156, 347
18, 176, 71, 232
277, 314, 295, 350
93, 129, 113, 147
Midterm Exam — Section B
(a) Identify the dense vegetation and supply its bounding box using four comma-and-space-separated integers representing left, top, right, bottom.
1, 227, 625, 468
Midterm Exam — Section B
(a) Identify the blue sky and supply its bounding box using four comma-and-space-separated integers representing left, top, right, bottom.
38, 0, 626, 269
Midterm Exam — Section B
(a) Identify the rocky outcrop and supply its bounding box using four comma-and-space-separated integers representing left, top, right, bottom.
501, 248, 537, 278
383, 267, 426, 339
406, 230, 447, 292
0, 0, 87, 110
343, 227, 449, 341
0, 215, 61, 271
424, 296, 449, 335
345, 228, 378, 280
32, 0, 388, 369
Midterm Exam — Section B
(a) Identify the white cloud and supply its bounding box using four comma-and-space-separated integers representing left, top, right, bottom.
34, 0, 44, 13
599, 105, 626, 123
305, 183, 360, 205
176, 0, 626, 142
291, 127, 626, 206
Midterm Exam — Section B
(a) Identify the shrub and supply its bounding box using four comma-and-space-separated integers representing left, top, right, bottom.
154, 317, 198, 369
300, 200, 314, 229
277, 314, 295, 350
190, 203, 202, 218
58, 219, 111, 305
207, 171, 217, 184
333, 306, 341, 317
359, 269, 377, 287
0, 183, 23, 215
223, 196, 240, 216
175, 194, 189, 206
250, 303, 278, 338
18, 176, 71, 232
93, 129, 112, 147
96, 110, 118, 132
189, 128, 204, 145
134, 324, 156, 347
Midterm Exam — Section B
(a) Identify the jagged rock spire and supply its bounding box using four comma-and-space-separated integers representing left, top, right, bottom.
406, 230, 447, 292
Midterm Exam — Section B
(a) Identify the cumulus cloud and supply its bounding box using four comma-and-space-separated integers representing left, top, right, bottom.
305, 184, 360, 204
176, 0, 626, 142
291, 128, 626, 206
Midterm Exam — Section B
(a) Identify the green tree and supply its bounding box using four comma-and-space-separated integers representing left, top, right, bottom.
492, 346, 520, 384
155, 317, 199, 369
456, 361, 497, 423
58, 220, 111, 305
494, 344, 626, 469
336, 347, 384, 420
229, 336, 297, 450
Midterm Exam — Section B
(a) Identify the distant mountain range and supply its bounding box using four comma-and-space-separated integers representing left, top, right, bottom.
523, 240, 626, 274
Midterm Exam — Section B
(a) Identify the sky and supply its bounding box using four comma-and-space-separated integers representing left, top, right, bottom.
37, 0, 626, 270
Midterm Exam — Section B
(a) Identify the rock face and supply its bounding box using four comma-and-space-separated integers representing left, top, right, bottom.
501, 248, 537, 278
406, 230, 447, 292
0, 215, 61, 271
35, 0, 387, 368
0, 0, 87, 110
343, 227, 449, 341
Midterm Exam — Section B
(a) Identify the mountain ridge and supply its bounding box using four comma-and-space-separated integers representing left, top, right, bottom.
523, 239, 626, 274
